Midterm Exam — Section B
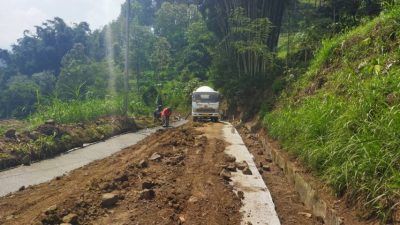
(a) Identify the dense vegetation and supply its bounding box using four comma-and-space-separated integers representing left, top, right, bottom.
0, 1, 215, 121
266, 2, 400, 222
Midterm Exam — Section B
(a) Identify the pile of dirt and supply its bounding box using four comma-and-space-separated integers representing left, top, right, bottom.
0, 123, 242, 225
0, 116, 139, 171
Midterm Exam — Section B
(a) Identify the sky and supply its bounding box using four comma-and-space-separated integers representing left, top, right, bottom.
0, 0, 126, 49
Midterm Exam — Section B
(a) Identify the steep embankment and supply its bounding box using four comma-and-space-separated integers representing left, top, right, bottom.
265, 6, 400, 223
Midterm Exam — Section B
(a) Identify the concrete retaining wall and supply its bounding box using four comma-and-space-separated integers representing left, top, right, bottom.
260, 137, 344, 225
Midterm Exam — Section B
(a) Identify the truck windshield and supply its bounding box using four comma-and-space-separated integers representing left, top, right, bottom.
192, 93, 219, 103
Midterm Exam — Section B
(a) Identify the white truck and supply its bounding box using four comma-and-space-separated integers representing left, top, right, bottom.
192, 86, 220, 122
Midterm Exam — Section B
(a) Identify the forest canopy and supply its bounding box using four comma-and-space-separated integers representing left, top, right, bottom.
0, 0, 392, 119
0, 1, 213, 118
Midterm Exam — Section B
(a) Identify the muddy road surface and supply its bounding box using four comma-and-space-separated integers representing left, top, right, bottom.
0, 122, 323, 225
0, 123, 242, 225
0, 121, 186, 197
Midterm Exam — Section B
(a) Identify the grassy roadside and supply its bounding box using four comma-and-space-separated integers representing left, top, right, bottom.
29, 95, 153, 127
0, 94, 158, 171
0, 116, 141, 171
264, 6, 400, 222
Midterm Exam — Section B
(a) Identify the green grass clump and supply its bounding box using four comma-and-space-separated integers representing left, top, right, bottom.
0, 126, 6, 136
0, 153, 10, 159
29, 97, 125, 126
265, 6, 400, 222
27, 93, 154, 127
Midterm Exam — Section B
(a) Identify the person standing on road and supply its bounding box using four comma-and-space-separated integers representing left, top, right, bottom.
153, 105, 162, 123
161, 107, 172, 127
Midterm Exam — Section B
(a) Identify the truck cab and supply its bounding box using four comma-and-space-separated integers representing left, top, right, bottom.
192, 86, 220, 122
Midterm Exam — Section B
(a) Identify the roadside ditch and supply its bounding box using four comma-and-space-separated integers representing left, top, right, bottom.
236, 119, 380, 225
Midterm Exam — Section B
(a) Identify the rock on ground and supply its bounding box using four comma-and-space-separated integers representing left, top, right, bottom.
4, 129, 16, 139
149, 152, 162, 161
62, 213, 78, 224
138, 159, 148, 168
225, 154, 236, 163
101, 193, 119, 208
220, 169, 232, 180
242, 166, 253, 175
139, 189, 155, 200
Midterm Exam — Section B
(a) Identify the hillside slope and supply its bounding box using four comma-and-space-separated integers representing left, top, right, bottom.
265, 6, 400, 223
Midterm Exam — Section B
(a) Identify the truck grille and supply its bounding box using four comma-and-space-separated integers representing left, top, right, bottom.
195, 108, 216, 113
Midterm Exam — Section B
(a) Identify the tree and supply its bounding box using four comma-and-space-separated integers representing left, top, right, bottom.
88, 29, 107, 61
0, 49, 17, 83
228, 8, 273, 77
135, 0, 157, 26
11, 17, 93, 76
72, 22, 91, 53
150, 37, 172, 83
11, 33, 41, 75
0, 49, 12, 68
130, 23, 156, 93
2, 75, 39, 118
177, 20, 215, 81
199, 0, 287, 51
56, 43, 92, 99
155, 2, 201, 51
32, 71, 56, 95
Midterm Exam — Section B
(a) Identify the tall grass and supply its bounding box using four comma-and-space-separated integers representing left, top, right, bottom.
265, 5, 400, 221
28, 93, 153, 127
29, 97, 125, 126
0, 125, 6, 136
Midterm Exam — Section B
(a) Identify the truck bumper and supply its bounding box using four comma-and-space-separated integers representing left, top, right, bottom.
192, 113, 219, 118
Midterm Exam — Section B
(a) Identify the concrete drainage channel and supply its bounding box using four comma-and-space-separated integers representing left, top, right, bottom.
256, 132, 344, 225
223, 122, 281, 225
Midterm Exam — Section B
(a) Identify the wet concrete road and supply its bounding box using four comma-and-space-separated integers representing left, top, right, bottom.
223, 122, 281, 225
0, 120, 186, 197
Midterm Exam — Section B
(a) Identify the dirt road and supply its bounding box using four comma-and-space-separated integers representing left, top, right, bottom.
0, 122, 322, 225
0, 120, 186, 197
0, 123, 243, 225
